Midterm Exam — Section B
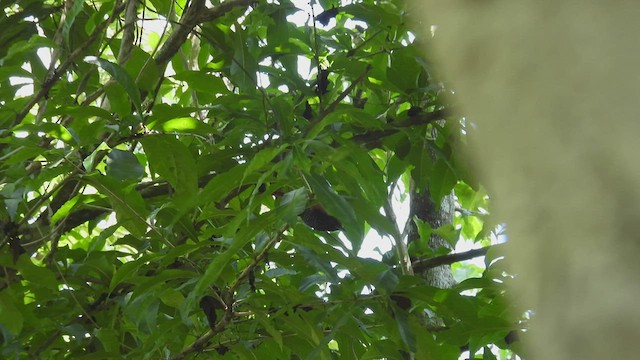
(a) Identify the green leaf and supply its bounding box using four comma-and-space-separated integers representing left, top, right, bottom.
243, 145, 285, 181
103, 82, 131, 117
147, 117, 214, 135
414, 217, 432, 242
0, 291, 24, 335
429, 159, 457, 207
106, 149, 144, 181
329, 150, 386, 209
84, 173, 149, 237
394, 311, 416, 352
363, 339, 403, 359
159, 288, 185, 308
140, 135, 198, 206
342, 3, 402, 27
109, 258, 145, 292
387, 48, 424, 93
16, 257, 57, 292
122, 46, 161, 92
408, 142, 433, 195
13, 123, 76, 144
433, 223, 460, 248
125, 292, 160, 333
347, 148, 387, 205
181, 210, 278, 320
230, 30, 257, 91
83, 143, 110, 172
461, 215, 483, 240
84, 57, 142, 114
305, 173, 363, 251
278, 187, 309, 225
258, 314, 284, 350
313, 107, 385, 136
199, 163, 247, 206
350, 258, 390, 285
1, 145, 42, 165
455, 182, 487, 211
455, 277, 495, 292
414, 324, 459, 359
353, 200, 398, 238
88, 224, 119, 254
50, 194, 81, 225
172, 70, 229, 94
131, 270, 196, 302
483, 347, 498, 360
46, 104, 114, 122
402, 285, 439, 306
2, 35, 56, 64
148, 0, 172, 15
62, 0, 84, 49
94, 328, 119, 353
376, 269, 400, 293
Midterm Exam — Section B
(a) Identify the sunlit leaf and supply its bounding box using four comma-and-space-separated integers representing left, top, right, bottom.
84, 173, 149, 237
434, 223, 460, 248
173, 70, 229, 94
147, 116, 213, 134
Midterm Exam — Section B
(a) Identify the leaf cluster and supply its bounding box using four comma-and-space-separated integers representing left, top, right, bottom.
0, 1, 523, 359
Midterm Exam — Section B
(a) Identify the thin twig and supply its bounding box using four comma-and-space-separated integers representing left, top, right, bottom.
174, 225, 287, 359
318, 64, 372, 119
384, 180, 413, 275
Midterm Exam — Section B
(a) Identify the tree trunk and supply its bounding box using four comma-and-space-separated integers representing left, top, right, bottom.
408, 182, 456, 289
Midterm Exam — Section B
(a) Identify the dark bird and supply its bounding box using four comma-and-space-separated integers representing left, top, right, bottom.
300, 204, 342, 231
199, 296, 222, 330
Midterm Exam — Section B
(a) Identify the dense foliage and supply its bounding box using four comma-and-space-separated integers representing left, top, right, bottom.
0, 0, 524, 358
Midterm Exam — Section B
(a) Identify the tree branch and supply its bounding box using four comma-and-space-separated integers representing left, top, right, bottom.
117, 0, 139, 65
412, 244, 503, 273
199, 0, 256, 22
155, 0, 255, 69
25, 104, 443, 252
11, 1, 127, 128
229, 225, 286, 295
320, 65, 372, 117
383, 183, 413, 275
352, 108, 448, 148
16, 103, 446, 256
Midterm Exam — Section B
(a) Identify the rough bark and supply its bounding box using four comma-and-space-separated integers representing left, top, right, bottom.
408, 183, 456, 289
